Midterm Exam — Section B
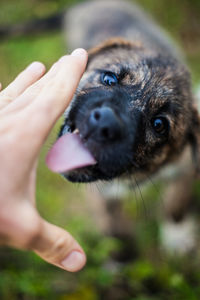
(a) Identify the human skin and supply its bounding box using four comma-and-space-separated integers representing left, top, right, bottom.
0, 48, 88, 272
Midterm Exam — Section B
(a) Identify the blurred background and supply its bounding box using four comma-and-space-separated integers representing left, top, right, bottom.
0, 0, 200, 299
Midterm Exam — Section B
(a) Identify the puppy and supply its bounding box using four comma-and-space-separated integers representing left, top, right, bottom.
57, 0, 197, 180
47, 0, 200, 252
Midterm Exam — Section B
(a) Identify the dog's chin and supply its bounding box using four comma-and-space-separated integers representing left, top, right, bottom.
63, 169, 103, 183
62, 163, 130, 183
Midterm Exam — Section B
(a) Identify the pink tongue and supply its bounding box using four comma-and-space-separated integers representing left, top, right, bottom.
46, 133, 96, 173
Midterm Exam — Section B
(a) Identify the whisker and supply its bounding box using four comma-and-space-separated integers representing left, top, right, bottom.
134, 176, 148, 219
95, 181, 106, 196
116, 177, 120, 200
145, 174, 166, 212
129, 175, 140, 219
87, 182, 95, 194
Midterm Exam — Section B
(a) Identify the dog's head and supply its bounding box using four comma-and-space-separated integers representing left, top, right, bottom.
56, 38, 200, 182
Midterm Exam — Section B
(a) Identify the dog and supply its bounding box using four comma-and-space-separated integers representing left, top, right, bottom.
46, 0, 200, 253
58, 0, 197, 181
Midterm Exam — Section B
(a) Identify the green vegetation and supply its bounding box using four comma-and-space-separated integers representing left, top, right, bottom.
0, 0, 200, 299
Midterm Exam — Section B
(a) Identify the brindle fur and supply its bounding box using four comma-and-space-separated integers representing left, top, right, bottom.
60, 0, 200, 251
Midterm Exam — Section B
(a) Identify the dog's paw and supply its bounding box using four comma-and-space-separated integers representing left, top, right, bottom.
159, 215, 197, 255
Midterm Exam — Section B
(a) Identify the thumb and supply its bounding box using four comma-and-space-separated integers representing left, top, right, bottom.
0, 203, 86, 272
32, 218, 86, 272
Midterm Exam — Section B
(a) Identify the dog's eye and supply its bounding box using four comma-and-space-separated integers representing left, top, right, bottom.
101, 72, 118, 86
152, 117, 169, 135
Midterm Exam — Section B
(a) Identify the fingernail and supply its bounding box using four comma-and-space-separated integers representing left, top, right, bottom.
71, 48, 87, 57
27, 61, 45, 73
61, 251, 86, 272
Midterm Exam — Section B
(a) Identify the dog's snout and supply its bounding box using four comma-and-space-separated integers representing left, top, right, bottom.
88, 107, 123, 142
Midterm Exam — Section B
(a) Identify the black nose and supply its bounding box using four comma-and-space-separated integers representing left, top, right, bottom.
88, 107, 123, 142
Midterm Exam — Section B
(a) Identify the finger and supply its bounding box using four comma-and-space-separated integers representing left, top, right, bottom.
0, 62, 46, 110
2, 50, 85, 114
33, 219, 86, 272
26, 49, 87, 134
9, 49, 87, 148
0, 49, 88, 159
0, 83, 2, 91
0, 203, 86, 272
0, 61, 61, 115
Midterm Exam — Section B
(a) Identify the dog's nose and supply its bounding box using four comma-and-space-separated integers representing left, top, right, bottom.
88, 107, 123, 142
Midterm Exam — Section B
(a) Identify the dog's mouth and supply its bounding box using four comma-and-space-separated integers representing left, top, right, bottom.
46, 128, 97, 174
45, 91, 139, 182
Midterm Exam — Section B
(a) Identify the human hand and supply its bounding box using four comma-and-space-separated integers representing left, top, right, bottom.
0, 49, 88, 272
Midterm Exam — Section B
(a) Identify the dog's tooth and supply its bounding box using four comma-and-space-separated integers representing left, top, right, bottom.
73, 128, 80, 134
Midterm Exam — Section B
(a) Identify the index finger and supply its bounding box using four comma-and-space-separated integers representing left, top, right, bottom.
32, 49, 87, 115
36, 48, 88, 110
14, 49, 88, 143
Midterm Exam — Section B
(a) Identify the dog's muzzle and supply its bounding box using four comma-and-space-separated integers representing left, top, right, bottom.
84, 106, 124, 143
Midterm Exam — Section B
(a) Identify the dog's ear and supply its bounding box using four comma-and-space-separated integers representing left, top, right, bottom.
189, 104, 200, 176
87, 37, 143, 64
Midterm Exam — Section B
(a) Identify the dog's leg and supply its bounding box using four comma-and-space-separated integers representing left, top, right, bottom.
85, 184, 112, 235
86, 181, 132, 235
86, 181, 136, 261
160, 172, 197, 254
